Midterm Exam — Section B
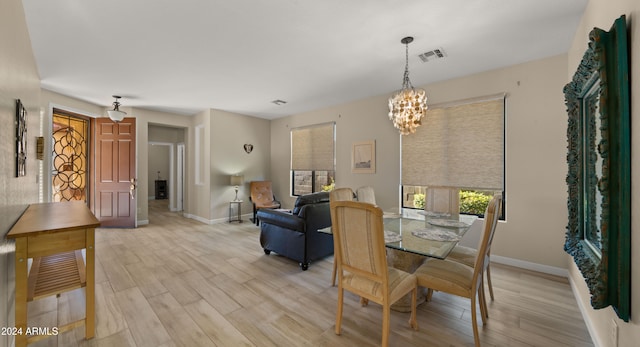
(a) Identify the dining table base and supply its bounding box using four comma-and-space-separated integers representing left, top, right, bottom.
386, 248, 429, 312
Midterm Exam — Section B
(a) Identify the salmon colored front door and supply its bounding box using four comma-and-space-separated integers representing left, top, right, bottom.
94, 118, 136, 227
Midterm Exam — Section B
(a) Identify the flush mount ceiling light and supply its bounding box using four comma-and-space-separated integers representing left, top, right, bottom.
107, 95, 127, 122
388, 36, 428, 135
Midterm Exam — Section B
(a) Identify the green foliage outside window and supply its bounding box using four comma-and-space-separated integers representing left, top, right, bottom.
413, 193, 425, 209
411, 190, 492, 216
322, 177, 335, 192
460, 190, 493, 215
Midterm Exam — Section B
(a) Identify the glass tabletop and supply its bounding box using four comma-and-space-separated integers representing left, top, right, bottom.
383, 213, 478, 259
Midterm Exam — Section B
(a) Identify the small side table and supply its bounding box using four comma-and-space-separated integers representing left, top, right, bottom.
229, 200, 243, 223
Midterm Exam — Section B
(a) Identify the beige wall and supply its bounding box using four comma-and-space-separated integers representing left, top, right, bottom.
0, 0, 41, 345
210, 109, 271, 222
42, 89, 104, 117
567, 1, 640, 346
271, 54, 570, 270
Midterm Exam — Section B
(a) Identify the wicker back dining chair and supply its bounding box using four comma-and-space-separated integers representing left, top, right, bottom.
414, 194, 501, 347
330, 200, 418, 347
355, 186, 376, 205
329, 188, 355, 286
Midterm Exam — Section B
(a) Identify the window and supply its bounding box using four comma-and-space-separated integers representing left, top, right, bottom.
291, 122, 335, 196
401, 94, 505, 217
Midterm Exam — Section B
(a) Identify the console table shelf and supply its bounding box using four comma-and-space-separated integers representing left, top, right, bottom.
27, 250, 86, 302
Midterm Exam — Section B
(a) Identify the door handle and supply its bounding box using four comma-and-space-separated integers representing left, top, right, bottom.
129, 178, 137, 199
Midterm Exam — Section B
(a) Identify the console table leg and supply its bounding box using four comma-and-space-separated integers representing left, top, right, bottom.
15, 238, 28, 347
85, 229, 95, 339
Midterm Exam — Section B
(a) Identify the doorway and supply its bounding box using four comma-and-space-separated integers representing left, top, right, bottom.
148, 142, 174, 212
147, 124, 187, 218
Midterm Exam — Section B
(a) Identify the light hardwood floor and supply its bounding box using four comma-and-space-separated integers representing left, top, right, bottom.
28, 200, 594, 346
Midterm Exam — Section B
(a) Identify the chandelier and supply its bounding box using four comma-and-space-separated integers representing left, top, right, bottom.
107, 95, 127, 122
388, 36, 427, 135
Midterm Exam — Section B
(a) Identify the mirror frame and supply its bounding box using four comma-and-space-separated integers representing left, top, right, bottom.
563, 15, 630, 321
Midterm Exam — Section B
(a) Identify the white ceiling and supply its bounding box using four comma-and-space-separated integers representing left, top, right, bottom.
22, 0, 588, 119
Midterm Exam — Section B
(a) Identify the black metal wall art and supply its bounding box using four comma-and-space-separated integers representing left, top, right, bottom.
16, 99, 27, 177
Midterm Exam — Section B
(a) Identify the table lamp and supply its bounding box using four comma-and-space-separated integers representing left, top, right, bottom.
230, 174, 244, 201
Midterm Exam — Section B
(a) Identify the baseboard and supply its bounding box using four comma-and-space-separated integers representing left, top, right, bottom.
182, 213, 256, 225
183, 213, 213, 225
137, 219, 149, 226
491, 255, 569, 277
567, 266, 603, 347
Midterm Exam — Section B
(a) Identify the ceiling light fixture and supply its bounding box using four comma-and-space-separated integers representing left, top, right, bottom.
107, 95, 127, 122
388, 36, 428, 135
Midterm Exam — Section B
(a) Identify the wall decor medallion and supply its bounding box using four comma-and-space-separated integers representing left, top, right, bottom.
243, 144, 253, 154
563, 15, 630, 321
16, 99, 27, 177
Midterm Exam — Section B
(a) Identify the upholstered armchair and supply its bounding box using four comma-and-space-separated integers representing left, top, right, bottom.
250, 181, 281, 226
257, 191, 333, 270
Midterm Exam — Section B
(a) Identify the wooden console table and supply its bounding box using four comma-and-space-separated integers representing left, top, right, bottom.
6, 201, 100, 347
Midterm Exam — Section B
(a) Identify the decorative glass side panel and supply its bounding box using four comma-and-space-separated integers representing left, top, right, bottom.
52, 114, 89, 202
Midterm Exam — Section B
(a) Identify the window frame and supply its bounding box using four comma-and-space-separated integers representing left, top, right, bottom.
400, 94, 506, 219
290, 122, 336, 196
290, 170, 335, 196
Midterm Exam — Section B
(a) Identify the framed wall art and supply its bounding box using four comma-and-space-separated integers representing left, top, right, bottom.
16, 99, 27, 177
351, 140, 375, 174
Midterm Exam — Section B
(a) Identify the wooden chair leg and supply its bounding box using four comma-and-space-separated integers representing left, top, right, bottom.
486, 263, 495, 301
360, 297, 369, 306
426, 288, 434, 301
335, 288, 344, 335
382, 304, 391, 347
471, 294, 481, 347
478, 285, 488, 325
331, 261, 337, 286
409, 287, 419, 330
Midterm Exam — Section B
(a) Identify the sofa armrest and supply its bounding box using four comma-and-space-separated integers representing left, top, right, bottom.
256, 209, 304, 232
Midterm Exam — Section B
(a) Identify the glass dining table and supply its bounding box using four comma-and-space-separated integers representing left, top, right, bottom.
382, 212, 478, 259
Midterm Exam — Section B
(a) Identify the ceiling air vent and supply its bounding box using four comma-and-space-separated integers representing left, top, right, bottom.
418, 48, 446, 63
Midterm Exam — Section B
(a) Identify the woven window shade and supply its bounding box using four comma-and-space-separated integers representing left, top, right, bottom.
402, 94, 504, 190
291, 122, 335, 171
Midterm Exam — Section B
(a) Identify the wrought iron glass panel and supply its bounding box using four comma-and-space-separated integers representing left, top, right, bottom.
52, 113, 89, 202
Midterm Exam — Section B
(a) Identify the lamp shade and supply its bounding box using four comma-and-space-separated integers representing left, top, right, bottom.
107, 109, 126, 122
230, 175, 244, 186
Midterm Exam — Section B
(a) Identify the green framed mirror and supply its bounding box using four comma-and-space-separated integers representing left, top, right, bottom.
563, 15, 630, 321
